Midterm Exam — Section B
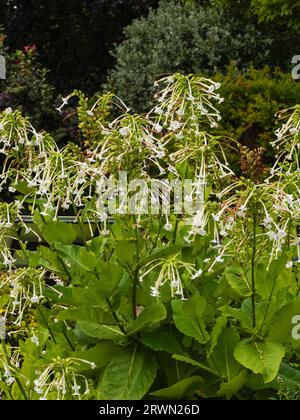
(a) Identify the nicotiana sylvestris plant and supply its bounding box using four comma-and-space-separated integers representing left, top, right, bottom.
0, 75, 299, 400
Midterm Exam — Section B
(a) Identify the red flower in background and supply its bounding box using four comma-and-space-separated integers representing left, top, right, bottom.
23, 44, 37, 54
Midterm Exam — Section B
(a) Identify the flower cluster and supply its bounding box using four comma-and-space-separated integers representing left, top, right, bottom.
0, 202, 17, 269
0, 268, 45, 327
33, 357, 95, 400
140, 253, 201, 300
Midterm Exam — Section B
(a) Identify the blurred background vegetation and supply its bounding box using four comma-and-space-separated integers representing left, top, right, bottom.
0, 0, 299, 157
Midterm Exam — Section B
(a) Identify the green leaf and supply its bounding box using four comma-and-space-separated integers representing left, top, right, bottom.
78, 321, 125, 340
278, 363, 300, 389
0, 294, 9, 309
97, 346, 157, 400
255, 262, 294, 301
57, 305, 114, 324
141, 327, 183, 354
92, 261, 123, 296
37, 246, 66, 274
208, 316, 227, 357
41, 221, 76, 245
172, 355, 220, 376
138, 245, 183, 268
234, 340, 285, 383
54, 243, 97, 272
71, 288, 109, 310
150, 376, 204, 399
208, 327, 241, 381
268, 300, 300, 348
115, 240, 137, 267
217, 370, 247, 399
221, 299, 280, 334
172, 295, 209, 344
128, 303, 167, 336
225, 264, 251, 297
88, 236, 107, 259
72, 343, 121, 370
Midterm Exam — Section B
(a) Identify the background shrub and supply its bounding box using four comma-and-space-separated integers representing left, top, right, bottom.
108, 0, 273, 111
0, 37, 58, 132
215, 64, 300, 160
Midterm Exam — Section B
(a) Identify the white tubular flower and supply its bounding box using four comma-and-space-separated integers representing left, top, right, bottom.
140, 254, 200, 300
119, 126, 131, 137
0, 268, 45, 326
33, 357, 92, 400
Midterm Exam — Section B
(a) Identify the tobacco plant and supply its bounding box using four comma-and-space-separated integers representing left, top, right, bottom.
0, 74, 299, 400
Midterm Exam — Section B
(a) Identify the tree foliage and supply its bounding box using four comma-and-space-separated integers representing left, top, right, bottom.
108, 0, 273, 111
215, 0, 300, 30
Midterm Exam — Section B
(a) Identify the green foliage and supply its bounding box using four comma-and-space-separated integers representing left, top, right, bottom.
0, 39, 58, 131
252, 0, 300, 30
0, 74, 299, 400
97, 346, 157, 400
215, 0, 300, 30
108, 0, 272, 111
215, 64, 300, 158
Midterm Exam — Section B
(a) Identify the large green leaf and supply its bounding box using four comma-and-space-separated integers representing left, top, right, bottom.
208, 316, 227, 357
217, 370, 247, 399
278, 363, 300, 389
115, 240, 137, 267
208, 327, 241, 381
172, 295, 209, 344
93, 261, 124, 296
54, 243, 97, 272
57, 305, 114, 324
234, 340, 285, 383
225, 264, 251, 297
172, 355, 220, 376
127, 302, 167, 336
37, 246, 66, 274
268, 300, 300, 348
97, 346, 157, 400
41, 221, 76, 245
221, 298, 285, 335
255, 262, 295, 301
72, 343, 121, 371
141, 327, 183, 354
78, 321, 125, 340
150, 376, 205, 399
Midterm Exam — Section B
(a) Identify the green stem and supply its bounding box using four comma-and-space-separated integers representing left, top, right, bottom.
132, 217, 140, 320
57, 255, 72, 279
64, 368, 74, 400
132, 269, 139, 320
150, 219, 162, 253
62, 330, 75, 352
17, 238, 29, 265
71, 201, 89, 249
37, 306, 57, 345
251, 212, 257, 329
106, 298, 127, 335
1, 341, 28, 400
172, 216, 179, 245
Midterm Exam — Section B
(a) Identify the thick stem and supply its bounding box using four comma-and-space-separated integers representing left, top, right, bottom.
251, 211, 257, 329
132, 217, 140, 320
